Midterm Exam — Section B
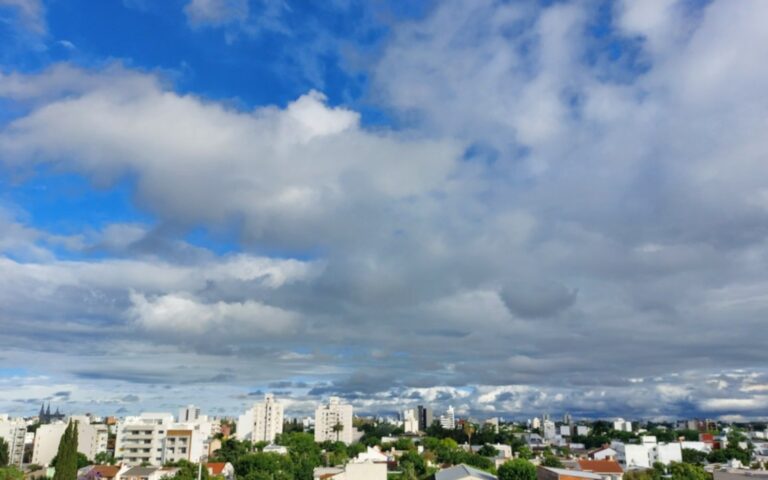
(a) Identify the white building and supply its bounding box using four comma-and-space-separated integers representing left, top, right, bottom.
237, 394, 284, 443
315, 397, 354, 445
313, 461, 387, 480
543, 420, 557, 440
531, 417, 541, 429
32, 420, 109, 466
178, 405, 201, 423
402, 409, 419, 434
0, 415, 26, 467
440, 406, 456, 430
612, 440, 682, 469
577, 425, 591, 436
613, 419, 632, 432
162, 428, 206, 464
115, 413, 175, 466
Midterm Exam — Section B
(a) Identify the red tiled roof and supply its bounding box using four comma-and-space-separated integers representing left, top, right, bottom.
90, 466, 121, 479
578, 460, 624, 474
207, 463, 228, 475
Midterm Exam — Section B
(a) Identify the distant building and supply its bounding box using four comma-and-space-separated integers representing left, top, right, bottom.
0, 415, 26, 466
313, 461, 386, 480
237, 393, 284, 443
178, 405, 201, 423
37, 403, 66, 425
115, 413, 175, 466
417, 405, 433, 431
612, 419, 632, 433
440, 406, 456, 430
402, 409, 419, 434
611, 440, 681, 469
531, 417, 541, 429
543, 420, 557, 440
563, 413, 573, 425
314, 397, 354, 445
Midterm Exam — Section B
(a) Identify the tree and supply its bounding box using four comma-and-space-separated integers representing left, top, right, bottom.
516, 445, 532, 460
400, 450, 427, 476
463, 422, 476, 445
94, 452, 115, 465
682, 448, 707, 466
170, 460, 208, 480
478, 444, 499, 457
498, 459, 536, 480
669, 462, 709, 480
0, 438, 8, 467
53, 421, 79, 480
542, 454, 564, 468
332, 422, 344, 442
0, 467, 23, 480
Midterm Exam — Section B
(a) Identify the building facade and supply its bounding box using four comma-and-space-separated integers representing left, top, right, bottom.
32, 420, 108, 466
237, 394, 284, 444
0, 416, 26, 467
314, 397, 353, 445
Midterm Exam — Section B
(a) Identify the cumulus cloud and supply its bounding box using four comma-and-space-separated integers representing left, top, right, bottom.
2, 0, 768, 418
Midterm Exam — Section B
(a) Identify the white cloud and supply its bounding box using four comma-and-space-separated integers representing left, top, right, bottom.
0, 0, 45, 34
184, 0, 249, 27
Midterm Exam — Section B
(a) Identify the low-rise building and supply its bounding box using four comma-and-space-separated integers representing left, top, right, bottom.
538, 466, 603, 480
577, 459, 623, 480
435, 464, 497, 480
312, 460, 386, 480
206, 462, 235, 480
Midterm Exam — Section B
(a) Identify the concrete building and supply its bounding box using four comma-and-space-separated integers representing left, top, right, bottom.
315, 397, 354, 445
32, 420, 109, 466
440, 406, 456, 430
543, 420, 557, 441
178, 405, 201, 423
0, 415, 27, 467
163, 428, 205, 464
402, 408, 419, 434
115, 413, 175, 466
531, 417, 541, 429
611, 440, 682, 469
237, 394, 284, 443
576, 426, 590, 436
612, 419, 632, 433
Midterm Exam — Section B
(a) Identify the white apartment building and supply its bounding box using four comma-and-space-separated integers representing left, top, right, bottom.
440, 406, 455, 430
611, 440, 682, 469
32, 420, 109, 466
237, 394, 284, 443
531, 417, 541, 429
402, 409, 419, 434
0, 415, 27, 467
115, 413, 175, 466
543, 420, 557, 440
613, 418, 632, 432
116, 412, 213, 466
315, 397, 353, 445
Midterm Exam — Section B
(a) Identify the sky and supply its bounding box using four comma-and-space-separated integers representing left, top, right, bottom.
1, 0, 768, 423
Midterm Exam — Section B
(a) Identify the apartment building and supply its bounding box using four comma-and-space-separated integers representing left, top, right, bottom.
237, 393, 284, 443
32, 419, 109, 466
0, 415, 27, 467
314, 397, 353, 445
115, 413, 175, 466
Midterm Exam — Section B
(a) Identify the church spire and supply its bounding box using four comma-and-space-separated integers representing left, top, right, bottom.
39, 403, 45, 418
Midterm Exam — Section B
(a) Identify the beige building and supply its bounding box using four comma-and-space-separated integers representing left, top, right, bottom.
32, 420, 108, 466
236, 393, 284, 443
314, 397, 353, 445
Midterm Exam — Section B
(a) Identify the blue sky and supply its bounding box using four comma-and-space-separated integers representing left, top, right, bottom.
1, 0, 768, 422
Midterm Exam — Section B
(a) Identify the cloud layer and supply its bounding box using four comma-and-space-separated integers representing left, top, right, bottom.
1, 0, 768, 420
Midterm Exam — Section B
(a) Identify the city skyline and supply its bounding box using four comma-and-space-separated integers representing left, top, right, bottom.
1, 0, 768, 421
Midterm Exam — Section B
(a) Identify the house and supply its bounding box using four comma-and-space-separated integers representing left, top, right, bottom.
312, 460, 386, 480
588, 447, 617, 461
121, 466, 178, 480
537, 466, 603, 480
77, 464, 129, 480
577, 459, 623, 480
435, 464, 498, 480
352, 446, 389, 463
262, 444, 288, 455
206, 462, 235, 480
